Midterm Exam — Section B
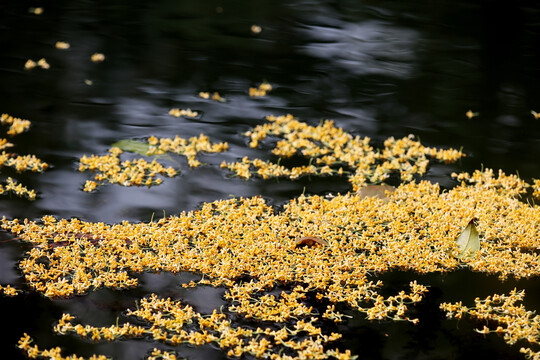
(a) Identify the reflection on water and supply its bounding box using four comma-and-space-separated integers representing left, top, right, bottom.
1, 0, 539, 359
300, 21, 419, 78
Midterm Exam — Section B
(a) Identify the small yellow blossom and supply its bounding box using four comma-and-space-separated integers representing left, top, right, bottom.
37, 58, 50, 69
24, 59, 37, 70
55, 41, 70, 50
91, 53, 105, 62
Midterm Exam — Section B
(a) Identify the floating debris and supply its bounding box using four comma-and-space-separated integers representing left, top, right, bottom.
295, 236, 329, 247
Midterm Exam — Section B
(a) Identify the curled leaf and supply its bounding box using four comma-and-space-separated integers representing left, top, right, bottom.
455, 218, 480, 259
295, 236, 329, 247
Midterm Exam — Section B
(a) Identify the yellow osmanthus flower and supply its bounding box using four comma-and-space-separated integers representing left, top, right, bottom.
55, 41, 70, 49
441, 289, 539, 359
4, 161, 540, 358
0, 114, 46, 200
79, 147, 176, 191
0, 177, 37, 200
199, 91, 226, 102
52, 295, 350, 359
0, 152, 48, 173
0, 284, 20, 296
148, 348, 177, 360
0, 138, 14, 150
452, 168, 530, 198
532, 179, 540, 199
222, 115, 464, 190
18, 333, 109, 360
91, 53, 105, 62
249, 82, 272, 97
1, 113, 31, 136
37, 58, 50, 69
24, 59, 37, 70
30, 7, 43, 15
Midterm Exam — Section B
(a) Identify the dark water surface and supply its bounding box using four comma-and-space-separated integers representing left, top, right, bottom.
1, 1, 539, 359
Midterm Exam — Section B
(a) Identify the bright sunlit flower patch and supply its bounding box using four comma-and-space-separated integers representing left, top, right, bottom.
1, 110, 538, 359
3, 166, 540, 358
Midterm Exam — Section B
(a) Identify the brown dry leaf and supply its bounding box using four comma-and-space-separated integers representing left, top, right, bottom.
295, 236, 329, 247
357, 184, 396, 201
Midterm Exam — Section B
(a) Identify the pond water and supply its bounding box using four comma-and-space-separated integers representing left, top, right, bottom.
0, 1, 539, 359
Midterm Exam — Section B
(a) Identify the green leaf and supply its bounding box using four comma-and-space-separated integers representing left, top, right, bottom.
456, 218, 480, 259
112, 139, 153, 156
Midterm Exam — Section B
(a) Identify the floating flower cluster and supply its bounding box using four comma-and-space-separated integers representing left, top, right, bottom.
1, 113, 31, 136
53, 294, 353, 360
440, 289, 539, 359
0, 152, 49, 173
3, 168, 540, 358
452, 168, 531, 198
221, 114, 465, 191
249, 82, 272, 97
168, 108, 198, 118
79, 147, 177, 192
79, 134, 227, 191
0, 177, 37, 200
18, 333, 108, 360
146, 134, 229, 167
0, 113, 48, 200
0, 283, 20, 297
148, 349, 177, 360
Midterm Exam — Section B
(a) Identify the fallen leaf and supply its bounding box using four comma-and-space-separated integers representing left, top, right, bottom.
111, 139, 153, 156
295, 236, 329, 247
357, 184, 396, 201
455, 218, 480, 259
